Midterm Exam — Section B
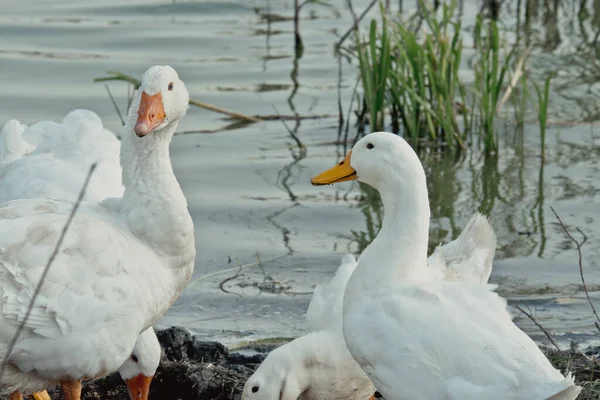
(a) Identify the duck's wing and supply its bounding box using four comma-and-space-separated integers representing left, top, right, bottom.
427, 212, 496, 284
0, 110, 123, 204
0, 198, 162, 381
305, 253, 357, 333
343, 281, 580, 400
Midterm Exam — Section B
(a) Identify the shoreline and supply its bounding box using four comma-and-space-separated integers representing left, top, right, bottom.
4, 327, 597, 399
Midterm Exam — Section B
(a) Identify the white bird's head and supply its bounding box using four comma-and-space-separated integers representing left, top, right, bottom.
242, 344, 305, 400
130, 65, 190, 138
311, 132, 425, 191
118, 328, 161, 400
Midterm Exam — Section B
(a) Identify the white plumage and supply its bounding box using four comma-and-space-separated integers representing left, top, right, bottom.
0, 65, 193, 399
0, 110, 123, 204
309, 131, 581, 400
0, 109, 162, 399
242, 213, 497, 400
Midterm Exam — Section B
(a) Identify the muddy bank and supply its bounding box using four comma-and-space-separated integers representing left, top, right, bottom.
6, 327, 600, 399
48, 327, 271, 400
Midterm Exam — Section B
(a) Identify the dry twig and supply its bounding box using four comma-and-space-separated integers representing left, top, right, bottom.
496, 44, 533, 114
95, 72, 262, 123
550, 206, 600, 333
104, 84, 125, 125
336, 0, 379, 49
515, 305, 561, 352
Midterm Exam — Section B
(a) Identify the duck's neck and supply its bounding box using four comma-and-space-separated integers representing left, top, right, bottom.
355, 174, 431, 287
119, 117, 196, 272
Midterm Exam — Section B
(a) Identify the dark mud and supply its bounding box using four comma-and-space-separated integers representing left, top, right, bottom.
49, 327, 270, 400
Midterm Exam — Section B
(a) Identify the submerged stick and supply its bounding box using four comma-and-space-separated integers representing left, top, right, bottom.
0, 164, 97, 381
94, 71, 262, 123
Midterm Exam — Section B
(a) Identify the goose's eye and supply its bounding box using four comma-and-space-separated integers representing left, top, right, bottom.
131, 354, 139, 363
252, 385, 259, 393
366, 143, 374, 149
168, 82, 174, 91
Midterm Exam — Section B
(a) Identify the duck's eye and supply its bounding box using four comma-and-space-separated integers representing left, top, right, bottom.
168, 82, 174, 91
366, 143, 374, 149
252, 385, 259, 393
131, 354, 139, 363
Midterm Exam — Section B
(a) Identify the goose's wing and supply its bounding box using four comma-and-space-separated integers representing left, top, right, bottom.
0, 120, 31, 165
343, 281, 580, 400
0, 198, 162, 380
427, 212, 496, 284
0, 110, 123, 204
305, 253, 357, 333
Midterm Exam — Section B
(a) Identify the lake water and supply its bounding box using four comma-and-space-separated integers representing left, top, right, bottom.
1, 0, 599, 350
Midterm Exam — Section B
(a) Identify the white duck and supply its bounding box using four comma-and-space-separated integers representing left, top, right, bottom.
0, 111, 162, 400
310, 132, 581, 400
242, 212, 496, 400
0, 65, 195, 400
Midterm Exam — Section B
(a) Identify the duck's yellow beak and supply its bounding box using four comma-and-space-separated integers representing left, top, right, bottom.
311, 151, 357, 185
134, 92, 166, 137
126, 373, 153, 400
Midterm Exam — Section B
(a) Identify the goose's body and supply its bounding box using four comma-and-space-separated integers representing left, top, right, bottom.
242, 213, 496, 400
0, 110, 123, 204
310, 132, 581, 400
0, 110, 162, 399
0, 66, 194, 399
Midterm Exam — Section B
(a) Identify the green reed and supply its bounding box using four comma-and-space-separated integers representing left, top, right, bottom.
354, 16, 392, 133
532, 73, 553, 162
349, 0, 545, 154
473, 15, 516, 153
387, 0, 464, 148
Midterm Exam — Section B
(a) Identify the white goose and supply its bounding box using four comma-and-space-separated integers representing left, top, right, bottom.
0, 110, 162, 400
0, 65, 195, 400
310, 132, 581, 400
242, 213, 496, 400
0, 110, 123, 203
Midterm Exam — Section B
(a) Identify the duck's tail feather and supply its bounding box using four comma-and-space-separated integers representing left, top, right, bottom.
546, 373, 582, 400
432, 212, 497, 284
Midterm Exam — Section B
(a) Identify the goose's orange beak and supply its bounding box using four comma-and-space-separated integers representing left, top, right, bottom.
134, 92, 166, 137
126, 373, 153, 400
311, 151, 357, 185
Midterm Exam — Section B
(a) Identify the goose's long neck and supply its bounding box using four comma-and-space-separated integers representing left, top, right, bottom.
119, 114, 196, 272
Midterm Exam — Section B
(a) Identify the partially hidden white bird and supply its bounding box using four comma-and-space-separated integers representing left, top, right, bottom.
0, 110, 123, 203
241, 212, 496, 400
0, 110, 162, 399
308, 131, 581, 400
0, 65, 195, 400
